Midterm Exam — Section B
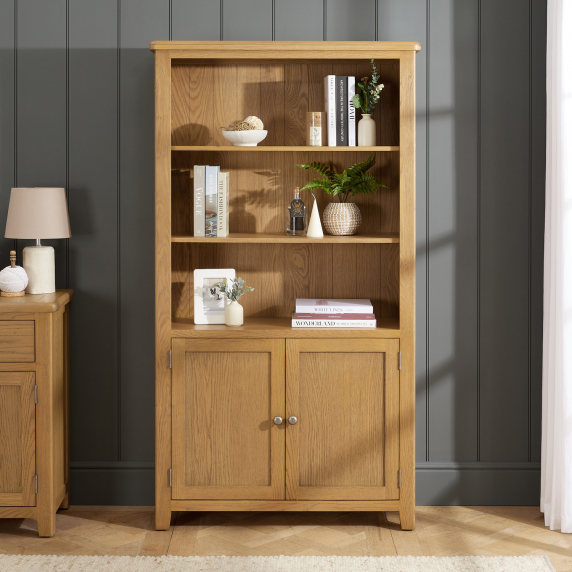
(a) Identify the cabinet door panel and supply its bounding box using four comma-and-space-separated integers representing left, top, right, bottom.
172, 339, 285, 500
286, 339, 399, 500
0, 372, 35, 506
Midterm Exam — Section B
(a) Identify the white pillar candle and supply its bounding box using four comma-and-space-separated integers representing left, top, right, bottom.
307, 196, 324, 238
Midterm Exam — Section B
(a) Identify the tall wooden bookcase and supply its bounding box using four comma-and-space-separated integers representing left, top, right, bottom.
152, 41, 420, 531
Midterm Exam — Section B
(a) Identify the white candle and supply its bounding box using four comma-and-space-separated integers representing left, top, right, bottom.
307, 195, 324, 238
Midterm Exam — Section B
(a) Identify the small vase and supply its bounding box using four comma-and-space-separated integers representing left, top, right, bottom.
358, 114, 376, 147
322, 202, 363, 236
225, 300, 244, 326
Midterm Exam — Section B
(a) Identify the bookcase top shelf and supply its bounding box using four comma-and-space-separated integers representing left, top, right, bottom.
171, 146, 400, 152
150, 40, 422, 58
171, 233, 400, 244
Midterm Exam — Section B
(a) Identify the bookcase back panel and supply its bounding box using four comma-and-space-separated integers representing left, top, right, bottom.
171, 150, 400, 236
171, 61, 400, 148
171, 242, 399, 322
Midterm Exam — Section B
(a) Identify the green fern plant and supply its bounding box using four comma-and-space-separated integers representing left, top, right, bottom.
296, 154, 386, 204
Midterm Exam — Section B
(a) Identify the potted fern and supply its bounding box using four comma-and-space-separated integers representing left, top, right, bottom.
297, 154, 385, 235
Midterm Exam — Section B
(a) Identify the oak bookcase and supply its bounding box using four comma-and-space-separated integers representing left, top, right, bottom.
151, 41, 420, 531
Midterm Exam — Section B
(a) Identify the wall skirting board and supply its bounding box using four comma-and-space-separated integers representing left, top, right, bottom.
69, 464, 541, 506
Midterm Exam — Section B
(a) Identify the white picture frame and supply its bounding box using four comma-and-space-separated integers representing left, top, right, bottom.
193, 268, 236, 324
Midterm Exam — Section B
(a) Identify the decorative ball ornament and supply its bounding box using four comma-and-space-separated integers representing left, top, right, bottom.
0, 251, 28, 297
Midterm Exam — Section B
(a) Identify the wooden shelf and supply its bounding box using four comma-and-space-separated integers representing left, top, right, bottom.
171, 317, 400, 339
171, 146, 399, 152
172, 233, 400, 244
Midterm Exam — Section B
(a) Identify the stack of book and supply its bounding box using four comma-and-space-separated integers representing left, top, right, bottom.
324, 75, 356, 147
193, 165, 230, 238
292, 298, 376, 328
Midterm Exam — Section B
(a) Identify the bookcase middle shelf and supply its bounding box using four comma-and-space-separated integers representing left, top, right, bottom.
171, 146, 400, 152
171, 232, 400, 244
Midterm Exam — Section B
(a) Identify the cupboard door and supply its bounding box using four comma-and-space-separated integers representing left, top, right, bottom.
286, 339, 400, 501
172, 339, 285, 500
0, 372, 36, 506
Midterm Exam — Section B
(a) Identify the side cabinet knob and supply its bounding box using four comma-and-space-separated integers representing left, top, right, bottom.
288, 416, 298, 425
273, 416, 283, 425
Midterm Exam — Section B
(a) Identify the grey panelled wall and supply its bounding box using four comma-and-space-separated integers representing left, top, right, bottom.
0, 0, 545, 505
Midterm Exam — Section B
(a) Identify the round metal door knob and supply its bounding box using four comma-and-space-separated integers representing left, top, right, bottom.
288, 416, 298, 425
273, 416, 283, 425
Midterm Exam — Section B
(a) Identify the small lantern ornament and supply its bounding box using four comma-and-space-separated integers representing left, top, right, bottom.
0, 251, 28, 297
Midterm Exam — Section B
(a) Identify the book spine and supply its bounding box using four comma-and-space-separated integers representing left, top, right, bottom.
324, 75, 336, 146
293, 313, 376, 320
217, 172, 229, 238
292, 319, 376, 328
347, 76, 356, 146
193, 165, 205, 237
205, 165, 220, 238
295, 305, 374, 314
336, 76, 347, 146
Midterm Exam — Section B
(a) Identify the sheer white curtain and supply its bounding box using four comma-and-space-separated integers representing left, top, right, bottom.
542, 0, 572, 534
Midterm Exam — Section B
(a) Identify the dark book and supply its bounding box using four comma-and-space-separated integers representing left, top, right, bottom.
335, 76, 348, 146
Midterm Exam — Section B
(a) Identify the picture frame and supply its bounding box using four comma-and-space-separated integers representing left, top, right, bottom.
193, 268, 236, 324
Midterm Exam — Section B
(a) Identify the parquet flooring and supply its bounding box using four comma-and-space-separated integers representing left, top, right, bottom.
0, 507, 569, 570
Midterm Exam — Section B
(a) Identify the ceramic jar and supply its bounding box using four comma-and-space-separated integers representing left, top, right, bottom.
225, 300, 244, 326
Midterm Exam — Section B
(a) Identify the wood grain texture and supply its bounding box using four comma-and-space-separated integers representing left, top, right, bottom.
171, 500, 401, 512
156, 42, 417, 530
286, 339, 400, 501
172, 339, 285, 500
52, 311, 65, 510
0, 291, 73, 313
155, 49, 173, 531
0, 321, 34, 362
0, 373, 35, 506
398, 50, 416, 531
150, 40, 422, 55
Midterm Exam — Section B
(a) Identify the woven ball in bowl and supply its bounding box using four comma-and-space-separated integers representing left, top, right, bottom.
322, 202, 362, 236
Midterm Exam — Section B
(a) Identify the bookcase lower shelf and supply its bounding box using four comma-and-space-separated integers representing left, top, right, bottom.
171, 316, 400, 338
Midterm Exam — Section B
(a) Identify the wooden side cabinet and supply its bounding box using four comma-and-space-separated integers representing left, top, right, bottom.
0, 290, 72, 537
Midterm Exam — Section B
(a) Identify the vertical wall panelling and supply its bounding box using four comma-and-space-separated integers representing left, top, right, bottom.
171, 0, 220, 41
427, 0, 479, 462
16, 0, 67, 287
274, 0, 324, 41
2, 0, 544, 504
222, 0, 273, 41
327, 0, 376, 41
0, 1, 15, 258
120, 0, 169, 462
529, 0, 546, 463
377, 0, 429, 464
479, 0, 531, 462
68, 0, 119, 462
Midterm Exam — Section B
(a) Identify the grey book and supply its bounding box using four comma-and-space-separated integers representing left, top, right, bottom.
193, 165, 206, 237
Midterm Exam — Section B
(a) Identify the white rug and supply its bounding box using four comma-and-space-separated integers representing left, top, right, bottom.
0, 555, 555, 571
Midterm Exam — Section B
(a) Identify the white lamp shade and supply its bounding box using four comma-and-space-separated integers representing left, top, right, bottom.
5, 187, 71, 239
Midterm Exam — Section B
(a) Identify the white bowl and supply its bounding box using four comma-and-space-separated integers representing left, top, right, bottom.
222, 130, 268, 146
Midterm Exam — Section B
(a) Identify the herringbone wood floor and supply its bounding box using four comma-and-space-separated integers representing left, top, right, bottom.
0, 507, 569, 570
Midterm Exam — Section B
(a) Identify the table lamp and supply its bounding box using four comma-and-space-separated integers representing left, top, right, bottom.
5, 188, 71, 294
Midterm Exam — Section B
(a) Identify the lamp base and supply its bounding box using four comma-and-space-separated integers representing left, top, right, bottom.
1, 291, 25, 297
23, 245, 55, 294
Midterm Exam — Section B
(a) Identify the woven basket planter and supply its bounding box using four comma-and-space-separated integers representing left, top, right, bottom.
322, 202, 363, 236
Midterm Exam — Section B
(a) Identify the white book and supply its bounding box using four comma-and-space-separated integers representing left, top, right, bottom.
292, 316, 376, 328
217, 171, 229, 238
295, 298, 373, 314
347, 76, 356, 147
324, 75, 336, 146
205, 165, 220, 237
193, 165, 205, 237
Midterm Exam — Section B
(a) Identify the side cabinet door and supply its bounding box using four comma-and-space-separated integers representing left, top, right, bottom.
0, 372, 36, 506
172, 339, 285, 500
286, 339, 400, 501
